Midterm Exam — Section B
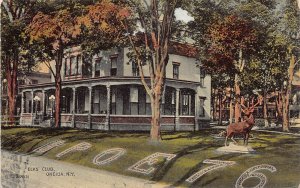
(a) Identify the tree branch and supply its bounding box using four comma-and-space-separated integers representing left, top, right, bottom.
2, 1, 14, 22
44, 61, 56, 77
122, 20, 152, 96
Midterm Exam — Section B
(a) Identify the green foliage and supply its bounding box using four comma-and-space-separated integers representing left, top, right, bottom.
1, 1, 40, 75
190, 0, 299, 98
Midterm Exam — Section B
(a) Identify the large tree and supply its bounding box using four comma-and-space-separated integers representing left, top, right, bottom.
27, 0, 129, 128
272, 0, 299, 131
27, 7, 83, 128
122, 0, 192, 141
190, 0, 285, 126
1, 0, 39, 123
204, 14, 258, 123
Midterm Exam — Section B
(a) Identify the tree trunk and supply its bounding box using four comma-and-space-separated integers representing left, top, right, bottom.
282, 93, 289, 132
263, 92, 269, 127
282, 48, 296, 132
275, 91, 283, 124
218, 93, 222, 125
6, 56, 18, 124
54, 46, 64, 128
212, 93, 217, 121
54, 79, 61, 128
150, 93, 161, 141
234, 79, 241, 123
229, 97, 233, 124
234, 49, 243, 123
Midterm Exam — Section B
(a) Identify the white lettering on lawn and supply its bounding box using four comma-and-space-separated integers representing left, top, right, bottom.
33, 140, 65, 154
128, 152, 176, 175
93, 148, 126, 165
186, 159, 236, 183
235, 164, 277, 188
56, 142, 92, 158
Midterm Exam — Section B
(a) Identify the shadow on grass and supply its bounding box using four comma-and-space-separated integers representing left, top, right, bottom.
1, 128, 70, 152
173, 153, 242, 187
150, 141, 214, 182
1, 128, 149, 154
161, 130, 221, 141
149, 135, 242, 187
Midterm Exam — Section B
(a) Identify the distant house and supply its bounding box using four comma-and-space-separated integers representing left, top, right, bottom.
291, 63, 300, 126
19, 44, 211, 131
1, 72, 51, 121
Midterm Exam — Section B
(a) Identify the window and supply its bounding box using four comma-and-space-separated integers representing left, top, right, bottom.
163, 89, 176, 115
180, 90, 195, 116
130, 87, 139, 115
18, 80, 25, 86
65, 56, 80, 76
111, 56, 118, 76
199, 97, 205, 117
146, 93, 151, 115
33, 101, 41, 113
95, 58, 102, 77
61, 96, 67, 113
82, 55, 92, 77
31, 80, 38, 84
70, 56, 78, 76
182, 94, 190, 115
200, 69, 205, 86
173, 63, 179, 79
65, 58, 70, 76
111, 88, 116, 114
76, 88, 89, 114
138, 87, 146, 115
132, 62, 139, 76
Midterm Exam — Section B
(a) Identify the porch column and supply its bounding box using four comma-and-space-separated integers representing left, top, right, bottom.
92, 59, 95, 78
105, 84, 111, 131
72, 87, 76, 128
21, 91, 24, 114
42, 89, 46, 117
194, 92, 199, 131
161, 92, 165, 115
20, 91, 24, 125
175, 88, 180, 131
31, 89, 34, 126
88, 86, 93, 129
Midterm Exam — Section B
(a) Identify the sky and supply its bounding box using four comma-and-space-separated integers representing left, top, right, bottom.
175, 8, 194, 23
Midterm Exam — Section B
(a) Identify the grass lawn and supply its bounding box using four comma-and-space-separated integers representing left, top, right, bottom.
1, 127, 300, 188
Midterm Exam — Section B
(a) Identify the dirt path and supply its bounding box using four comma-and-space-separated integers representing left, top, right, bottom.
1, 150, 168, 188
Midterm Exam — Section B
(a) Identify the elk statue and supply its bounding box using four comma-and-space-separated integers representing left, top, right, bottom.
225, 96, 263, 146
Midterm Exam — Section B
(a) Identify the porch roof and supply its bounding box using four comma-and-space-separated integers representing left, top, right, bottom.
19, 76, 201, 91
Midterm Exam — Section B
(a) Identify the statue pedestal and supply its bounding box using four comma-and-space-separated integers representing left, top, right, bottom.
217, 143, 255, 154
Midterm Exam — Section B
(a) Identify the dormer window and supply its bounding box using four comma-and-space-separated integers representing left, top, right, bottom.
110, 56, 118, 76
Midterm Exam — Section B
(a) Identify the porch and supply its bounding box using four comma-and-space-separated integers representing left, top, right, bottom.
19, 78, 209, 131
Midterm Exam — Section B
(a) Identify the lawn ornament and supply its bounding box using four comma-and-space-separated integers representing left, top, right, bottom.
225, 96, 263, 146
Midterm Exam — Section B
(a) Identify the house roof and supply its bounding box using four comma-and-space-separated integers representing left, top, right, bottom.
169, 41, 198, 58
133, 32, 198, 58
